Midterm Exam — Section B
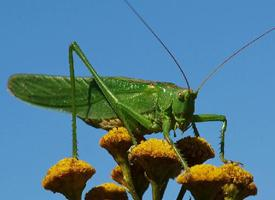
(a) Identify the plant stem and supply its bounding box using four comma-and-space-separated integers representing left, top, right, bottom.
176, 185, 186, 200
119, 160, 141, 200
151, 180, 162, 200
66, 192, 81, 200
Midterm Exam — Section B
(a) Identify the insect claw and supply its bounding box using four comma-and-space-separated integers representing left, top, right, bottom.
223, 159, 243, 166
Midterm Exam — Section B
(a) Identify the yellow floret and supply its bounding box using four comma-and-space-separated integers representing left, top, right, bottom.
177, 164, 225, 184
111, 165, 126, 186
42, 157, 95, 200
176, 163, 257, 199
85, 182, 128, 200
129, 138, 178, 160
111, 164, 149, 197
129, 139, 181, 183
100, 127, 133, 157
221, 163, 253, 185
176, 136, 215, 166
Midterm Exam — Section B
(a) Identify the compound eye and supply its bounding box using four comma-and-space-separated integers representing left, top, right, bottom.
178, 91, 185, 100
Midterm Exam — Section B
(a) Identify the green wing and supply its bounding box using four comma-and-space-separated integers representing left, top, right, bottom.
8, 74, 160, 122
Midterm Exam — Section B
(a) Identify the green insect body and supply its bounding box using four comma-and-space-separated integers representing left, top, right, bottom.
8, 0, 273, 171
8, 75, 196, 135
8, 42, 228, 170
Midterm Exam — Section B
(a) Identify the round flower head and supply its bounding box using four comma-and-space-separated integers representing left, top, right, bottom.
111, 165, 126, 186
176, 163, 257, 199
219, 163, 257, 199
111, 165, 149, 198
129, 139, 181, 184
85, 182, 128, 200
176, 136, 215, 166
42, 158, 95, 200
101, 128, 146, 200
100, 127, 133, 160
177, 164, 226, 199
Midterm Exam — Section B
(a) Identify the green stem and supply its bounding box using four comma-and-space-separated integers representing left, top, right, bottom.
159, 179, 168, 199
119, 159, 141, 200
151, 181, 162, 200
65, 192, 81, 200
176, 185, 186, 200
69, 50, 78, 159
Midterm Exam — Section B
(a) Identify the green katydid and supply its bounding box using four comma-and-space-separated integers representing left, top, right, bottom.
7, 1, 275, 170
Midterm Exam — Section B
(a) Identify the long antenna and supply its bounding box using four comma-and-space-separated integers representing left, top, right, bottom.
197, 27, 275, 92
123, 0, 191, 90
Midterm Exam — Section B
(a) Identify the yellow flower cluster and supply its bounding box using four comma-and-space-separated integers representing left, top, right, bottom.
42, 157, 95, 200
41, 127, 257, 200
100, 127, 133, 157
129, 139, 181, 183
176, 163, 257, 199
221, 163, 253, 185
176, 136, 215, 166
111, 165, 126, 186
177, 164, 224, 184
111, 164, 149, 198
129, 138, 178, 160
85, 182, 128, 200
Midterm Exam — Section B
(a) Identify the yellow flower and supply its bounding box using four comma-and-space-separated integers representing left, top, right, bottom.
111, 165, 127, 186
42, 158, 95, 200
220, 163, 257, 199
85, 182, 128, 200
176, 136, 215, 166
221, 163, 253, 185
101, 127, 145, 200
100, 127, 133, 159
111, 165, 149, 197
129, 139, 181, 184
176, 163, 257, 199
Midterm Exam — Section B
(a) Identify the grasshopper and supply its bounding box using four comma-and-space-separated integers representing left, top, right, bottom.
7, 1, 275, 169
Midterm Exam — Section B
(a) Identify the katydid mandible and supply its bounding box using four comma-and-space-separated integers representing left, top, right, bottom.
7, 2, 275, 169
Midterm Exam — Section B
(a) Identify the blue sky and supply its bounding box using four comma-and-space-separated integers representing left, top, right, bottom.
1, 1, 275, 199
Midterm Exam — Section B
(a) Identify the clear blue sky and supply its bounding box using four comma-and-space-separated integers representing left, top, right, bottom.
1, 1, 275, 199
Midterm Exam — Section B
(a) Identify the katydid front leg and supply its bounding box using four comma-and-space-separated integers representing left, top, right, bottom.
162, 117, 189, 169
192, 114, 229, 163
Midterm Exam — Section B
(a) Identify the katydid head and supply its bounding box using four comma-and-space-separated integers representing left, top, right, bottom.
172, 89, 197, 120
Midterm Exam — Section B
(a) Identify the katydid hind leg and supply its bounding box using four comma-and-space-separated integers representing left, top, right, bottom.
69, 42, 140, 144
191, 114, 230, 163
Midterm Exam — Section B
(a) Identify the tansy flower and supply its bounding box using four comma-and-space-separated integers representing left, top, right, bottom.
111, 165, 149, 198
111, 165, 126, 186
129, 139, 181, 183
176, 136, 215, 166
42, 157, 95, 200
100, 127, 133, 160
128, 138, 181, 200
100, 127, 142, 200
176, 163, 257, 200
219, 163, 257, 199
85, 182, 128, 200
177, 164, 225, 199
